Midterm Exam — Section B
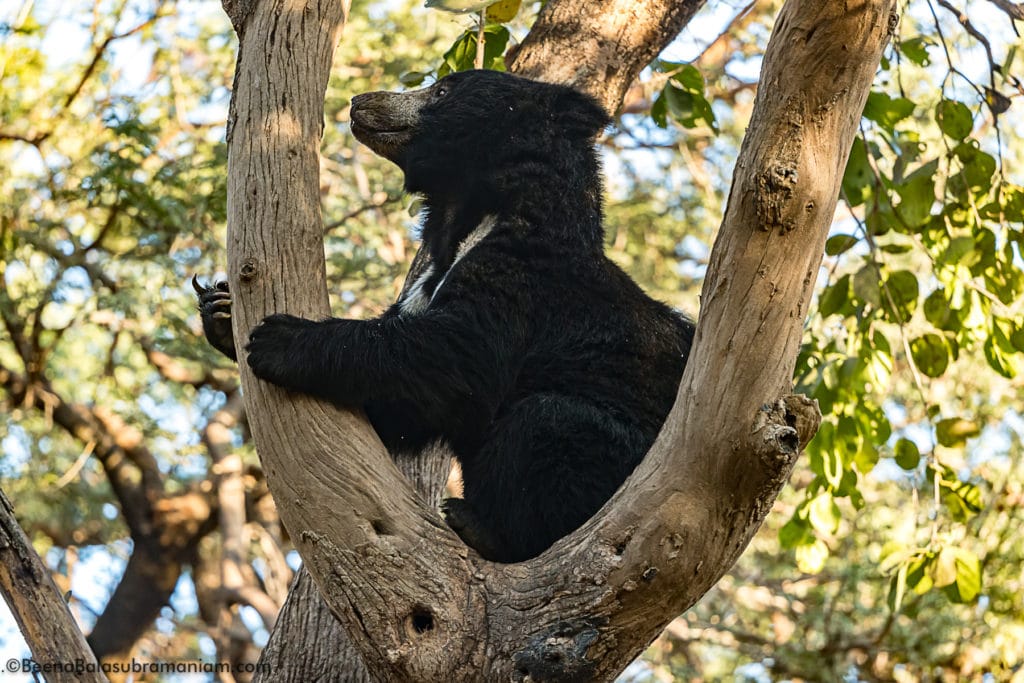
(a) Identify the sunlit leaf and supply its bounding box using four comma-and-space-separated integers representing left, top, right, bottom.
863, 91, 915, 132
900, 36, 932, 65
942, 549, 981, 603
808, 492, 841, 535
795, 539, 830, 574
910, 334, 949, 377
894, 438, 920, 469
485, 0, 521, 22
935, 417, 980, 447
936, 99, 973, 140
819, 274, 851, 318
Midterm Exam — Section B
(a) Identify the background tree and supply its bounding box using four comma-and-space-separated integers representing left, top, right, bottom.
0, 0, 1021, 679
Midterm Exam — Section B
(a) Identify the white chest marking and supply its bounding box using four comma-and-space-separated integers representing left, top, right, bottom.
398, 215, 496, 315
398, 264, 435, 315
432, 215, 496, 299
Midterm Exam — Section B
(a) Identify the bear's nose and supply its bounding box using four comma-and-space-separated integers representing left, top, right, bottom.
350, 93, 371, 111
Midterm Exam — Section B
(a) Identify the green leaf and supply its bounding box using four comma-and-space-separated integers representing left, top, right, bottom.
879, 242, 912, 254
933, 547, 958, 588
953, 141, 996, 193
853, 263, 882, 308
854, 441, 880, 474
910, 333, 949, 377
894, 438, 921, 469
438, 25, 509, 76
825, 233, 859, 256
923, 289, 965, 331
904, 553, 935, 595
842, 139, 874, 207
651, 59, 687, 73
485, 0, 521, 22
865, 334, 894, 388
669, 64, 705, 93
941, 235, 977, 268
943, 479, 983, 521
399, 71, 428, 86
779, 516, 812, 548
480, 24, 511, 70
881, 269, 919, 322
984, 333, 1017, 378
895, 159, 938, 228
650, 90, 668, 128
935, 417, 980, 447
661, 81, 717, 131
942, 549, 981, 603
863, 92, 915, 132
936, 99, 973, 140
795, 539, 830, 574
900, 36, 932, 66
889, 563, 909, 612
1010, 322, 1024, 353
808, 492, 841, 535
818, 274, 851, 318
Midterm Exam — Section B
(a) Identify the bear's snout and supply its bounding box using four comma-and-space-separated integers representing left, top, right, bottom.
350, 89, 434, 165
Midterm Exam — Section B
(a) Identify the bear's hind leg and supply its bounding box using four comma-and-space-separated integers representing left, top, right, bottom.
454, 394, 648, 563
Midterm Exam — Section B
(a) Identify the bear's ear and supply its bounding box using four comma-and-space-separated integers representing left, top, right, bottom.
552, 89, 612, 139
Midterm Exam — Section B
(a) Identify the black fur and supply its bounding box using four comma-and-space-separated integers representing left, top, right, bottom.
197, 71, 694, 563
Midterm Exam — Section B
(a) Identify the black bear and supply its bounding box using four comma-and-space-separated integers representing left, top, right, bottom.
196, 70, 695, 562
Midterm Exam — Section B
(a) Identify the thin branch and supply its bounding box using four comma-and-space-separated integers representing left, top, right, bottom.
323, 193, 403, 233
475, 10, 486, 70
61, 11, 165, 111
935, 0, 997, 90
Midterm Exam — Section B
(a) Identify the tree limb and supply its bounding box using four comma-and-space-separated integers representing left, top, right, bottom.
508, 0, 707, 112
225, 0, 895, 677
247, 0, 718, 677
0, 488, 108, 683
0, 363, 216, 662
987, 0, 1024, 21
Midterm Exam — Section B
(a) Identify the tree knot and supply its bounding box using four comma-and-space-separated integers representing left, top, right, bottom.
755, 164, 800, 234
513, 619, 603, 682
751, 395, 820, 475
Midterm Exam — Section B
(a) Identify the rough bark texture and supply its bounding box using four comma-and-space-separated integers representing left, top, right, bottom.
0, 488, 108, 683
224, 0, 897, 679
507, 0, 706, 112
249, 0, 711, 679
257, 443, 451, 682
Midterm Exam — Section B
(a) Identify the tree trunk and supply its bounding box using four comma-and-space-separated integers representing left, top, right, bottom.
224, 0, 896, 679
249, 0, 710, 679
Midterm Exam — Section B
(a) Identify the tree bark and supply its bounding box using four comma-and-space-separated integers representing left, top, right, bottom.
225, 0, 896, 679
257, 442, 451, 682
508, 0, 705, 112
0, 488, 108, 683
249, 0, 712, 679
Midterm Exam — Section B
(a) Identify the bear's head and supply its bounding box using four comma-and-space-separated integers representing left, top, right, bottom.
349, 70, 610, 199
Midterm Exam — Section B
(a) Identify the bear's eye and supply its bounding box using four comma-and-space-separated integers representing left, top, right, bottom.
435, 86, 449, 98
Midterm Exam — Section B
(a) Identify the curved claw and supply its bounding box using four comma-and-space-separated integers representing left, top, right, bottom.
191, 274, 208, 295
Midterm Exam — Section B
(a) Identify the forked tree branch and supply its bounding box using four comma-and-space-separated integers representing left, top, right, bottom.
251, 0, 719, 677
225, 0, 896, 678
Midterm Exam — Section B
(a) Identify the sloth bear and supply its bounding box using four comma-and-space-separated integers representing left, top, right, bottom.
197, 70, 695, 563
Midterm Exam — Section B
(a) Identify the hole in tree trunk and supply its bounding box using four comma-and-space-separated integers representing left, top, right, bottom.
409, 605, 434, 634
